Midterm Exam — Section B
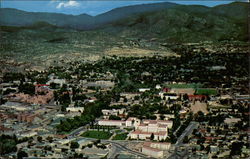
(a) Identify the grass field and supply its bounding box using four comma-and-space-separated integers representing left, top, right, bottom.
112, 133, 128, 140
81, 131, 112, 139
124, 128, 134, 132
195, 88, 217, 95
165, 83, 203, 88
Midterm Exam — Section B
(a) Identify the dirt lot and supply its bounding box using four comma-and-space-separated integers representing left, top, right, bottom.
190, 101, 208, 114
105, 47, 178, 57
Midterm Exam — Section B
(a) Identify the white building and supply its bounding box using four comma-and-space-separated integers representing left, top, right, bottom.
130, 120, 173, 141
120, 93, 141, 100
139, 88, 151, 92
142, 142, 171, 158
159, 92, 179, 100
155, 85, 161, 89
98, 120, 126, 127
102, 108, 126, 119
66, 107, 84, 113
19, 131, 37, 138
46, 79, 66, 87
130, 130, 168, 141
98, 117, 140, 127
142, 145, 164, 158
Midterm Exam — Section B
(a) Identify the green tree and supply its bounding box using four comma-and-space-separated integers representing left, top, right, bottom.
150, 133, 154, 140
17, 150, 28, 159
18, 83, 35, 95
70, 141, 79, 149
109, 115, 121, 120
37, 136, 42, 142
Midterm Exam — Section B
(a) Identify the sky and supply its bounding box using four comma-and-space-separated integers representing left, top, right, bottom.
0, 0, 246, 16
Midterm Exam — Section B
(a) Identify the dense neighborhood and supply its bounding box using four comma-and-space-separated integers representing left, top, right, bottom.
0, 52, 249, 159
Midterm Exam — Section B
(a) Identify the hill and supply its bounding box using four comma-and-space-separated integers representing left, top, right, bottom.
102, 2, 249, 42
0, 2, 178, 30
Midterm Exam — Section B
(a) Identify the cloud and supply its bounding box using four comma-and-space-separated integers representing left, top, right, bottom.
56, 0, 80, 9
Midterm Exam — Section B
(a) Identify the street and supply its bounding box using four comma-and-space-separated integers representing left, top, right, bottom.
168, 122, 199, 159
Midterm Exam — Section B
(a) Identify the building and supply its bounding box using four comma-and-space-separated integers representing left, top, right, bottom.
224, 118, 241, 125
188, 95, 207, 101
98, 120, 126, 127
98, 117, 140, 127
120, 93, 141, 100
17, 113, 38, 123
159, 92, 179, 100
19, 131, 37, 138
139, 88, 151, 92
101, 109, 126, 119
66, 107, 84, 113
130, 130, 168, 141
141, 142, 171, 158
142, 145, 164, 158
130, 120, 173, 141
46, 79, 66, 87
85, 80, 115, 89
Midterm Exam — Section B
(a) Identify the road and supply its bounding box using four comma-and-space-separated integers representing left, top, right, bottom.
68, 126, 88, 138
168, 122, 199, 159
175, 121, 199, 146
103, 140, 152, 159
67, 126, 150, 158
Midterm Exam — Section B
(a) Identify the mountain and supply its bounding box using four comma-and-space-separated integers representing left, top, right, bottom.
94, 2, 178, 25
0, 2, 178, 30
0, 2, 248, 42
0, 8, 93, 30
102, 2, 249, 42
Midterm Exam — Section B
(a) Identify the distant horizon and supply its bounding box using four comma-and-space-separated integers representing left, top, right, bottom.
1, 0, 244, 16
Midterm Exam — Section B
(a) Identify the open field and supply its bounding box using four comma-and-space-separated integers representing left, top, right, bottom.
105, 47, 178, 57
195, 88, 217, 95
165, 83, 203, 88
191, 101, 208, 114
112, 133, 128, 140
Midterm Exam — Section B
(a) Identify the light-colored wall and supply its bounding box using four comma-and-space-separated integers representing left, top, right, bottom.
142, 147, 164, 158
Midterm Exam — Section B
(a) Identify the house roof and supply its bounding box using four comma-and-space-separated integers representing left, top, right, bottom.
99, 119, 125, 123
35, 84, 49, 87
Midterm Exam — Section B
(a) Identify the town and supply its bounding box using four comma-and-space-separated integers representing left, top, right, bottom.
0, 52, 249, 159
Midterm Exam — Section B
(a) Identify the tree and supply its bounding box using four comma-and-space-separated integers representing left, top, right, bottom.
70, 141, 79, 149
230, 142, 243, 156
160, 114, 165, 120
183, 136, 189, 143
17, 150, 28, 159
109, 115, 121, 120
195, 111, 205, 122
150, 133, 154, 140
37, 136, 42, 142
44, 146, 52, 151
124, 97, 128, 103
46, 136, 53, 143
18, 83, 35, 95
183, 93, 189, 101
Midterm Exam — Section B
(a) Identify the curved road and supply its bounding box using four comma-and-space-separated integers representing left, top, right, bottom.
103, 140, 153, 159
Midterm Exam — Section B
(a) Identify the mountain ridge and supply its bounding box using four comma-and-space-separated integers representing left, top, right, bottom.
0, 2, 249, 42
0, 2, 179, 29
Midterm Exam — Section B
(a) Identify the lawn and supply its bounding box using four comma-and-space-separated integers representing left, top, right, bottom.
81, 131, 112, 139
165, 83, 203, 88
124, 128, 134, 132
195, 88, 217, 95
114, 129, 123, 133
112, 133, 128, 140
